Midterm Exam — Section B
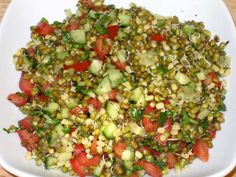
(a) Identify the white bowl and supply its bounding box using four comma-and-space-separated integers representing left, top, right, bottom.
0, 0, 236, 176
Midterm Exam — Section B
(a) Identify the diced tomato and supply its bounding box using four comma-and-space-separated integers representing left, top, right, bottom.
74, 144, 86, 157
83, 0, 96, 10
150, 34, 165, 42
136, 160, 162, 177
113, 143, 126, 158
71, 106, 88, 115
107, 25, 119, 40
144, 102, 156, 114
88, 155, 101, 166
7, 93, 28, 107
209, 129, 216, 139
26, 47, 35, 58
138, 146, 160, 157
215, 81, 222, 88
113, 61, 127, 71
76, 152, 101, 167
203, 72, 218, 86
19, 73, 34, 96
87, 98, 102, 111
142, 117, 158, 133
65, 23, 80, 31
42, 81, 51, 90
177, 141, 187, 152
163, 99, 170, 105
64, 61, 91, 72
154, 133, 167, 146
94, 35, 111, 62
130, 171, 140, 177
70, 158, 86, 177
90, 137, 97, 155
18, 116, 33, 132
163, 118, 172, 132
108, 89, 119, 101
38, 94, 49, 102
17, 130, 38, 151
166, 152, 177, 169
193, 140, 209, 162
69, 127, 76, 136
34, 22, 54, 36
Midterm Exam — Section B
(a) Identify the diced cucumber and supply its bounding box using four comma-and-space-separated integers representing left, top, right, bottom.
22, 56, 32, 71
196, 71, 206, 80
175, 72, 191, 85
121, 147, 135, 161
95, 77, 112, 95
109, 9, 118, 20
45, 156, 57, 169
118, 13, 131, 26
129, 122, 146, 137
107, 69, 125, 88
89, 59, 103, 75
106, 101, 120, 119
117, 31, 128, 40
117, 49, 126, 63
65, 98, 77, 108
139, 51, 157, 66
130, 87, 146, 107
89, 10, 100, 19
58, 152, 72, 161
48, 124, 65, 145
70, 30, 86, 44
102, 122, 117, 139
93, 161, 105, 176
105, 63, 116, 70
46, 102, 59, 113
60, 108, 69, 119
123, 160, 133, 170
183, 24, 195, 34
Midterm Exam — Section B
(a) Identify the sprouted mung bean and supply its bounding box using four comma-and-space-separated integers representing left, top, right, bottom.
5, 0, 231, 177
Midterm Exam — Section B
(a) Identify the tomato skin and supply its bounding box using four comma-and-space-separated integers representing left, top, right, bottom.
108, 89, 119, 101
18, 116, 33, 132
142, 117, 158, 133
70, 158, 86, 177
107, 25, 119, 40
136, 160, 162, 177
64, 61, 91, 72
26, 47, 35, 58
7, 93, 28, 107
17, 130, 38, 151
203, 72, 218, 86
177, 141, 187, 152
154, 133, 166, 146
94, 35, 110, 62
138, 146, 160, 157
113, 61, 127, 70
65, 23, 80, 31
193, 140, 209, 162
163, 99, 170, 105
209, 129, 216, 139
166, 152, 177, 169
38, 94, 49, 102
90, 137, 97, 155
144, 102, 156, 114
34, 22, 54, 36
71, 106, 88, 115
87, 98, 102, 111
150, 34, 165, 42
113, 143, 126, 158
163, 118, 172, 132
19, 73, 34, 96
74, 144, 86, 157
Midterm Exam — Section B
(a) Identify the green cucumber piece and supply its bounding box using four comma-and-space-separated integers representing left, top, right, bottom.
118, 13, 131, 27
45, 156, 57, 169
95, 77, 112, 95
70, 30, 86, 44
107, 69, 125, 88
106, 101, 120, 119
65, 98, 77, 108
175, 72, 191, 85
46, 102, 59, 113
117, 49, 126, 63
130, 87, 146, 107
89, 59, 103, 75
121, 147, 135, 161
48, 124, 65, 145
129, 122, 146, 137
123, 160, 133, 170
93, 161, 105, 176
102, 122, 117, 139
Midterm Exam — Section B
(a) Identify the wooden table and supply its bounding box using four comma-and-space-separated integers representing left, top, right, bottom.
0, 0, 236, 176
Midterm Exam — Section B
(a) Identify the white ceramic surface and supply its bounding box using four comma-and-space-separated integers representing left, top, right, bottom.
0, 0, 235, 177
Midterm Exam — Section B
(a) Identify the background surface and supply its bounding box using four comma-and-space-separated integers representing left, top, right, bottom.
0, 0, 235, 176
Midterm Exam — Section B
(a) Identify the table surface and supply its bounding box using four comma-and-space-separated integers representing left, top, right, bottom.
0, 0, 236, 176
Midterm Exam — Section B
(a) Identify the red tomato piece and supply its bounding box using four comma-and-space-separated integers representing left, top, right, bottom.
64, 61, 91, 72
87, 98, 102, 111
34, 22, 54, 36
113, 143, 126, 158
193, 140, 209, 162
70, 158, 86, 177
88, 155, 101, 166
38, 94, 49, 102
90, 137, 97, 155
26, 47, 35, 58
74, 144, 86, 157
177, 141, 187, 152
18, 116, 33, 132
69, 127, 76, 136
130, 171, 140, 177
138, 146, 160, 157
113, 61, 127, 71
94, 35, 110, 62
203, 72, 218, 86
150, 34, 165, 42
154, 133, 167, 146
142, 117, 158, 133
163, 118, 172, 132
65, 23, 80, 31
163, 99, 170, 105
209, 129, 216, 139
136, 160, 162, 177
108, 89, 119, 101
19, 73, 34, 96
107, 25, 119, 40
7, 93, 28, 107
166, 152, 177, 169
77, 152, 100, 167
17, 130, 38, 151
144, 102, 156, 114
71, 106, 88, 115
42, 81, 51, 90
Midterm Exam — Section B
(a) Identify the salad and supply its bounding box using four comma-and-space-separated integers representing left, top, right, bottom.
4, 0, 231, 177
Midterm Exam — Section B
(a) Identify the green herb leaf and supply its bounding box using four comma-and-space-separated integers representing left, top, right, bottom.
62, 127, 71, 134
157, 66, 167, 76
129, 107, 144, 121
218, 103, 226, 112
62, 32, 71, 43
182, 110, 198, 125
158, 112, 168, 126
75, 86, 90, 95
81, 50, 90, 61
200, 119, 208, 133
95, 23, 107, 34
132, 166, 142, 172
154, 160, 166, 170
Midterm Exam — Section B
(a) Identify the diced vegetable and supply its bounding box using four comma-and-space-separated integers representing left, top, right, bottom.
102, 122, 117, 139
175, 72, 191, 85
70, 30, 86, 44
118, 13, 131, 26
95, 76, 112, 95
89, 59, 103, 75
106, 101, 120, 119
